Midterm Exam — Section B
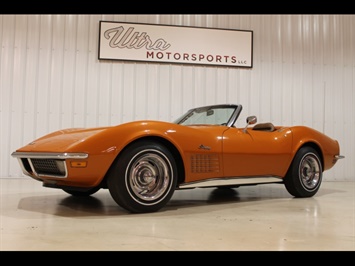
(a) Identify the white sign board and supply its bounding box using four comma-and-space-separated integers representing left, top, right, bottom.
99, 21, 253, 68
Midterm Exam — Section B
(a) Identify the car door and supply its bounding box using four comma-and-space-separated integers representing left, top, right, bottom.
222, 126, 293, 178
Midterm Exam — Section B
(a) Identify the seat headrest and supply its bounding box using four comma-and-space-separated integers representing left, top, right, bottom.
253, 123, 275, 132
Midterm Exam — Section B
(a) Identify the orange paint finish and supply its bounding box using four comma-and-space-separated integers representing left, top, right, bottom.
221, 127, 293, 177
13, 119, 342, 187
11, 103, 344, 213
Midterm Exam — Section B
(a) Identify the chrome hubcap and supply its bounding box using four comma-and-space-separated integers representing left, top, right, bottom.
299, 153, 321, 190
127, 150, 172, 203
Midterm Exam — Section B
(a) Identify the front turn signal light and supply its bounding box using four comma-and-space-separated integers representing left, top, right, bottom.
70, 161, 87, 168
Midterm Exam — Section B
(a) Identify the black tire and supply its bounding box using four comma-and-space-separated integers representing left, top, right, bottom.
107, 140, 178, 213
284, 146, 323, 197
62, 187, 100, 196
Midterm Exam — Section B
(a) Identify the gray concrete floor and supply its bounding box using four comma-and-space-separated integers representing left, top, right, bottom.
0, 178, 354, 251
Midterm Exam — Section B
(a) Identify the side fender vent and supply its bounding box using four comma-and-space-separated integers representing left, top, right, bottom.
191, 154, 220, 173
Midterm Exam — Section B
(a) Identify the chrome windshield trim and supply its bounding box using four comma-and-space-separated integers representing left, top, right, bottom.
11, 152, 88, 159
227, 104, 243, 127
174, 104, 242, 127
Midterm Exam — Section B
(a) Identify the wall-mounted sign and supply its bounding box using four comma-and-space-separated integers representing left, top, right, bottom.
98, 21, 253, 68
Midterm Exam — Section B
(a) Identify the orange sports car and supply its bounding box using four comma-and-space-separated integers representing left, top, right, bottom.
11, 104, 344, 213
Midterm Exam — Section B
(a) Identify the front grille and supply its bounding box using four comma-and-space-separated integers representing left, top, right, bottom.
30, 159, 66, 177
12, 152, 88, 179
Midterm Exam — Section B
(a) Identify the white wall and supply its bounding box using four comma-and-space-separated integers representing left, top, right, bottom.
1, 14, 354, 180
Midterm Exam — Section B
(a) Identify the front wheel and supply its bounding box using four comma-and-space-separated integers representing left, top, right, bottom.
107, 140, 178, 213
284, 146, 323, 198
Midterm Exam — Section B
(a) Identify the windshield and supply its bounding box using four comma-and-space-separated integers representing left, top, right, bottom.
174, 104, 242, 127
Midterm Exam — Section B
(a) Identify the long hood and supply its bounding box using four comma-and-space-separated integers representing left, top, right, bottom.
17, 127, 110, 152
14, 120, 227, 155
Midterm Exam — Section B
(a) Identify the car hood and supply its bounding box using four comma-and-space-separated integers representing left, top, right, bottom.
14, 120, 228, 154
17, 127, 110, 153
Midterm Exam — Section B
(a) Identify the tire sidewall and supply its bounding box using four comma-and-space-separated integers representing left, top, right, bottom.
284, 146, 323, 197
108, 140, 177, 213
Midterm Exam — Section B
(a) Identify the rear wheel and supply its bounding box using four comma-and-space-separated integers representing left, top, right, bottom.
107, 140, 177, 213
284, 146, 323, 197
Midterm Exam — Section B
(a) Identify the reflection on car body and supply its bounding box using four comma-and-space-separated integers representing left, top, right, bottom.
12, 104, 344, 213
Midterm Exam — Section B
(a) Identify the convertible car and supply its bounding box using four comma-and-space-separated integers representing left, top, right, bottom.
12, 104, 344, 213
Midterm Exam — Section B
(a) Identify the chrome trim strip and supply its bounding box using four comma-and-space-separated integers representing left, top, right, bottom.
12, 152, 86, 179
335, 155, 345, 160
16, 158, 31, 176
179, 176, 283, 189
37, 172, 68, 178
15, 157, 69, 179
28, 158, 68, 178
227, 104, 243, 127
28, 158, 39, 176
11, 152, 88, 159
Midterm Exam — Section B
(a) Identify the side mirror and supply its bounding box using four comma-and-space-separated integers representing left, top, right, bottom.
246, 116, 257, 125
243, 116, 257, 133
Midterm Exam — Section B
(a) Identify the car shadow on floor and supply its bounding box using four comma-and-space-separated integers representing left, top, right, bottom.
15, 184, 342, 218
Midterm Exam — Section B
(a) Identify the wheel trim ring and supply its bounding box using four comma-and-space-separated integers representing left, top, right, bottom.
125, 149, 173, 206
299, 152, 322, 190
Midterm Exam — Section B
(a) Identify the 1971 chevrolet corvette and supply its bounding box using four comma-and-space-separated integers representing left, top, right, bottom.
12, 104, 344, 213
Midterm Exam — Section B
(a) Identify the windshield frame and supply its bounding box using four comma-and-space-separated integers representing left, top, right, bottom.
174, 104, 243, 127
